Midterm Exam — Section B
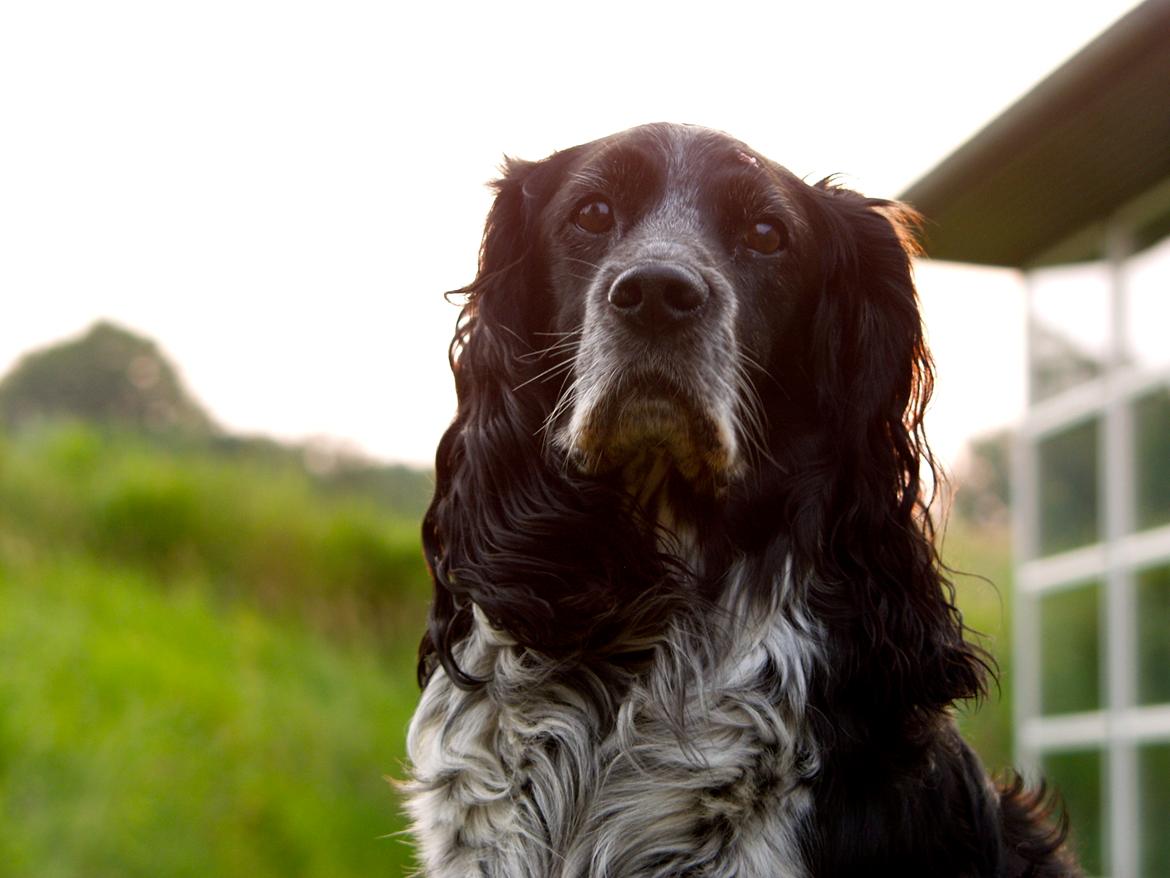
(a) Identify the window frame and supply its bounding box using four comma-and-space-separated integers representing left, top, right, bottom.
1013, 177, 1170, 878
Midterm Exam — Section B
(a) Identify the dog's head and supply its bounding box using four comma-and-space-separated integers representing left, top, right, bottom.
539, 127, 814, 493
450, 124, 923, 494
422, 124, 981, 710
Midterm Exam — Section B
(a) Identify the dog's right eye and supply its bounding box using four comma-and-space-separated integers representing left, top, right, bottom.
574, 199, 615, 234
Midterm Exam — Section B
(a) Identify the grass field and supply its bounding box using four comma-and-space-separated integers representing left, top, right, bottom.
0, 554, 423, 878
0, 423, 1017, 876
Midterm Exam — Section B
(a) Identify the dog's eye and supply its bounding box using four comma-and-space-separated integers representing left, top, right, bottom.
574, 199, 614, 234
742, 219, 787, 255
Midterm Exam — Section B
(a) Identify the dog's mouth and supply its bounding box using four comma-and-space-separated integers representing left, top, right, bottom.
563, 376, 736, 490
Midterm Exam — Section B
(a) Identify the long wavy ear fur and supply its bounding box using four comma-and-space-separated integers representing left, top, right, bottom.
418, 151, 683, 689
793, 182, 987, 719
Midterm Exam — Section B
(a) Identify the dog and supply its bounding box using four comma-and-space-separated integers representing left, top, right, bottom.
404, 123, 1079, 877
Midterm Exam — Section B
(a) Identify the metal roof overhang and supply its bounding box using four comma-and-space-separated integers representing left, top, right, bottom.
899, 0, 1170, 268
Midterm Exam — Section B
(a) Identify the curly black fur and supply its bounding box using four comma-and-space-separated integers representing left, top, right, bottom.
413, 123, 1080, 876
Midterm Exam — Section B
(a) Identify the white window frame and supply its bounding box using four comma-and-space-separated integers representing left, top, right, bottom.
1013, 178, 1170, 878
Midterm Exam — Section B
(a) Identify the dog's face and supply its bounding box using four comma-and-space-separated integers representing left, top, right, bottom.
527, 124, 820, 492
425, 122, 965, 696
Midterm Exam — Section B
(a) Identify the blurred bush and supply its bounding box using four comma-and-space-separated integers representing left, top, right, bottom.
0, 322, 1022, 876
0, 555, 422, 878
0, 421, 433, 877
0, 322, 216, 436
0, 422, 431, 651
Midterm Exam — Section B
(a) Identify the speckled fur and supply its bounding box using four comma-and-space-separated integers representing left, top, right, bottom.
405, 568, 820, 878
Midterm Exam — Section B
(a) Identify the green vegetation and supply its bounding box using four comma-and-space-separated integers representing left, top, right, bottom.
942, 515, 1016, 774
0, 423, 430, 877
0, 555, 420, 878
0, 422, 1018, 877
0, 322, 1020, 875
0, 322, 215, 436
0, 423, 432, 650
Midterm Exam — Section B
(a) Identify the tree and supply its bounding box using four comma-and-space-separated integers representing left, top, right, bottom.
0, 321, 215, 435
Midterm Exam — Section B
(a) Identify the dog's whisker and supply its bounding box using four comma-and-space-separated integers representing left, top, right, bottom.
538, 380, 579, 446
562, 256, 606, 272
732, 360, 776, 469
496, 322, 533, 351
511, 357, 576, 393
516, 337, 582, 362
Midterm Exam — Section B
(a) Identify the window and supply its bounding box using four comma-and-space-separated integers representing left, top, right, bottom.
1017, 205, 1170, 877
1036, 421, 1100, 555
1136, 564, 1170, 707
1133, 390, 1170, 532
1042, 749, 1106, 876
1039, 582, 1101, 715
1138, 743, 1170, 878
1029, 261, 1110, 402
1125, 232, 1170, 371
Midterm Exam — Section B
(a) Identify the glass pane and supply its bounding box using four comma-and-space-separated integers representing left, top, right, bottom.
1126, 233, 1170, 370
1042, 749, 1105, 877
1037, 420, 1100, 556
1136, 564, 1170, 706
1030, 261, 1110, 402
1039, 583, 1101, 715
1134, 388, 1170, 531
1139, 743, 1170, 878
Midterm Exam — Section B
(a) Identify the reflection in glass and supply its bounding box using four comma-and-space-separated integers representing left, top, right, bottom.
1134, 389, 1170, 531
1126, 233, 1170, 370
1042, 749, 1105, 876
1139, 743, 1170, 878
1039, 583, 1101, 715
1037, 420, 1100, 556
1030, 261, 1109, 402
1136, 564, 1170, 706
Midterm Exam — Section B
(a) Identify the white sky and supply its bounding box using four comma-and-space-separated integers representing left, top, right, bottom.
0, 0, 1143, 467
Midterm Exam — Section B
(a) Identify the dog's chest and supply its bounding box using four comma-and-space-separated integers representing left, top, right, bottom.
405, 608, 819, 878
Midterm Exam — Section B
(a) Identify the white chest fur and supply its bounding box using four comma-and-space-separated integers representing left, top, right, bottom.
405, 593, 820, 878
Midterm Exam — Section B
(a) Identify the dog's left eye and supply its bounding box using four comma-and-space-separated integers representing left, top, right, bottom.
574, 199, 615, 234
742, 219, 787, 255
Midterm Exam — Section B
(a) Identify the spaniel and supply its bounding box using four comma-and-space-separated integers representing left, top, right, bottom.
404, 123, 1079, 877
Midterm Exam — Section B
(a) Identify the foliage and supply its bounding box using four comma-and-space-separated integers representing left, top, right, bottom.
0, 422, 431, 877
0, 416, 1020, 876
951, 430, 1011, 528
939, 514, 1015, 774
0, 554, 420, 878
0, 423, 431, 652
0, 322, 215, 436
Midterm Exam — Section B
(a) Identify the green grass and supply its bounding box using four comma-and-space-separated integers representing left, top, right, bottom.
0, 553, 421, 878
942, 516, 1016, 775
0, 422, 1020, 875
0, 423, 433, 651
0, 423, 429, 877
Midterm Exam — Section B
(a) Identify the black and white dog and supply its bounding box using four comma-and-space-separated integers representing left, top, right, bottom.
405, 123, 1078, 877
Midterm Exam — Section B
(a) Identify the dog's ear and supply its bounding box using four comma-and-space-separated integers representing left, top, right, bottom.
451, 153, 571, 406
807, 185, 927, 462
420, 154, 567, 687
799, 184, 986, 714
419, 147, 673, 689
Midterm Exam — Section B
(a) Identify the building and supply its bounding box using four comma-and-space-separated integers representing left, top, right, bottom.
902, 2, 1170, 875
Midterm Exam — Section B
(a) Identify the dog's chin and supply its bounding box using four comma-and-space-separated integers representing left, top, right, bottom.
564, 394, 735, 494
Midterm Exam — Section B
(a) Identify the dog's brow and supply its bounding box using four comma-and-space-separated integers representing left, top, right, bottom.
707, 163, 792, 217
570, 143, 662, 195
568, 167, 606, 191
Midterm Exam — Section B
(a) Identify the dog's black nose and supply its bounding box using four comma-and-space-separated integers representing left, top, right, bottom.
608, 264, 708, 331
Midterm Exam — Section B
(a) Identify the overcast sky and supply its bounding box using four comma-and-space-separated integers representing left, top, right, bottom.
0, 0, 1143, 466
